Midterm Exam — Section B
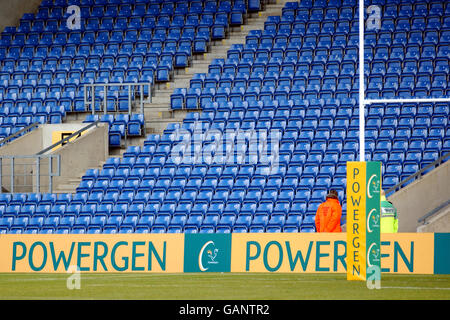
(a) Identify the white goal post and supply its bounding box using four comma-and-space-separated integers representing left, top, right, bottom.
358, 0, 450, 162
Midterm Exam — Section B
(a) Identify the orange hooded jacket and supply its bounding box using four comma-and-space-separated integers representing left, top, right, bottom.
315, 197, 342, 232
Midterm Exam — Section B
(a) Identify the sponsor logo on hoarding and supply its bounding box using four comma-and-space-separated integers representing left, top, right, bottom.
0, 235, 184, 273
198, 241, 219, 271
184, 234, 231, 273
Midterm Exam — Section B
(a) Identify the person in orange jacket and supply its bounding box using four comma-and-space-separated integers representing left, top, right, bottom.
315, 189, 342, 232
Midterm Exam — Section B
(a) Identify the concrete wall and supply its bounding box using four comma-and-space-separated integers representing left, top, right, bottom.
0, 123, 108, 193
0, 127, 43, 156
0, 0, 42, 32
41, 123, 89, 150
50, 123, 109, 192
388, 160, 450, 232
417, 206, 450, 233
0, 127, 43, 193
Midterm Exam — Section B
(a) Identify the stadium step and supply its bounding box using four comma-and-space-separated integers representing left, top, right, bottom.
145, 118, 184, 135
142, 0, 290, 135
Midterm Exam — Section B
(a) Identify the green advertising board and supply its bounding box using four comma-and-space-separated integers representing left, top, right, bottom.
366, 161, 381, 283
184, 234, 232, 272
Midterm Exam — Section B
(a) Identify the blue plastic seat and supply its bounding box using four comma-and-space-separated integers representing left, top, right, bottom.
2, 0, 446, 234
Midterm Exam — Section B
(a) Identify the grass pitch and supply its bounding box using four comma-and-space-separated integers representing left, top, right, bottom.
0, 273, 449, 300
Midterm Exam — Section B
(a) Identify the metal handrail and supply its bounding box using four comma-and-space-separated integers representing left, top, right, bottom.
386, 152, 450, 194
0, 121, 99, 193
84, 82, 152, 116
0, 122, 40, 146
418, 199, 450, 224
36, 120, 100, 155
0, 154, 60, 193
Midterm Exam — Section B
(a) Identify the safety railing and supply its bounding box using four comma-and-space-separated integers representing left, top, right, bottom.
0, 122, 40, 147
386, 152, 450, 195
0, 154, 60, 193
37, 120, 100, 155
83, 82, 152, 115
418, 198, 450, 226
0, 121, 100, 193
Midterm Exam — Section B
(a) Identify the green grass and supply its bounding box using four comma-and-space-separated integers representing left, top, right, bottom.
0, 273, 449, 300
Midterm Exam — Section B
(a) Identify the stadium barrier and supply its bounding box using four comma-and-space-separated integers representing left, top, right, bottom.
0, 154, 60, 193
84, 82, 152, 116
0, 233, 448, 274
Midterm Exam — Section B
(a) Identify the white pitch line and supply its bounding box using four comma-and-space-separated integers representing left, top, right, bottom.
381, 286, 450, 290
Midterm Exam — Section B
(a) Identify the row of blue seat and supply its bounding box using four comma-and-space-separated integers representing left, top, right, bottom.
0, 203, 344, 224
278, 7, 450, 21
93, 146, 439, 170
224, 46, 450, 64
171, 87, 450, 104
1, 97, 144, 115
1, 203, 316, 222
0, 104, 65, 118
0, 114, 62, 129
0, 193, 344, 215
218, 52, 450, 68
285, 0, 448, 12
18, 16, 218, 32
0, 68, 151, 86
173, 109, 449, 126
35, 0, 238, 9
1, 40, 203, 59
3, 29, 216, 45
264, 15, 450, 31
173, 96, 442, 110
29, 0, 251, 20
2, 35, 449, 61
89, 136, 447, 161
240, 29, 450, 47
76, 163, 442, 191
4, 80, 449, 107
0, 201, 329, 217
184, 72, 448, 90
78, 170, 348, 188
171, 85, 450, 109
123, 134, 449, 157
3, 204, 301, 222
25, 6, 240, 23
36, 0, 210, 6
35, 0, 243, 7
0, 75, 153, 102
83, 142, 417, 174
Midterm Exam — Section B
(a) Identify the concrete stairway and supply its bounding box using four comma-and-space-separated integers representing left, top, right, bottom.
144, 0, 290, 136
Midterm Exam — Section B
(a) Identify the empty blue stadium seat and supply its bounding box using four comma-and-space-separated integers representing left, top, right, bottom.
1, 0, 448, 235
